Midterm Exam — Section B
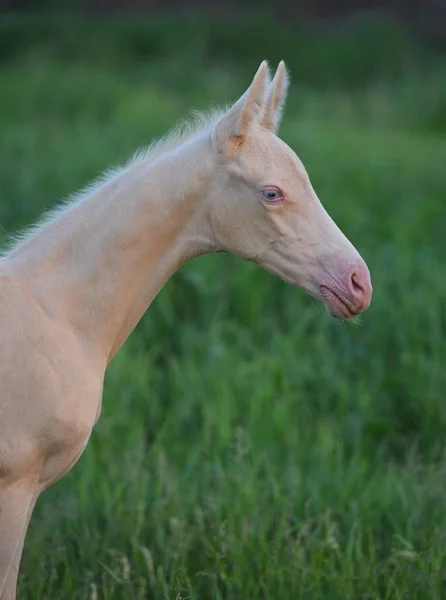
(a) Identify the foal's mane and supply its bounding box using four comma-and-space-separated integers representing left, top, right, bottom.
2, 107, 225, 258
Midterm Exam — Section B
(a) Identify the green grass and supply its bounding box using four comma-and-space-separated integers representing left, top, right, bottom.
1, 17, 446, 599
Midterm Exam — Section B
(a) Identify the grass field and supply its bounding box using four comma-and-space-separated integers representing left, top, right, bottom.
1, 16, 446, 599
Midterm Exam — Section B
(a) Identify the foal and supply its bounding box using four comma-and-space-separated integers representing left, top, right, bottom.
0, 61, 372, 598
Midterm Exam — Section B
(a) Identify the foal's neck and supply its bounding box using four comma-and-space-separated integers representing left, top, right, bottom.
7, 135, 215, 363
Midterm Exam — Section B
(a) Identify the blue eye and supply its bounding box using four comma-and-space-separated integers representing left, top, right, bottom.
261, 187, 284, 203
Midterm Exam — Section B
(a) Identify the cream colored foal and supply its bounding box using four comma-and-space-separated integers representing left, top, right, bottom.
0, 61, 372, 598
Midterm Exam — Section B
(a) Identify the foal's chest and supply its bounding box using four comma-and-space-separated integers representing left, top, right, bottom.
0, 286, 105, 483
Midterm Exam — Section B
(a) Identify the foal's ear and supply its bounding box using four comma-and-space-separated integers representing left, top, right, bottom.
260, 61, 289, 134
214, 60, 270, 147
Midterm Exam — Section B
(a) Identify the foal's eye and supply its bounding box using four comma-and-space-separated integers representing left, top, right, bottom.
261, 187, 284, 203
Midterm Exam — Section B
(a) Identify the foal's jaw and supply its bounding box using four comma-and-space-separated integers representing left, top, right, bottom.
251, 238, 372, 320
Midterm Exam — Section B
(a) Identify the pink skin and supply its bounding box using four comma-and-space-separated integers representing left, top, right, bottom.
319, 262, 372, 319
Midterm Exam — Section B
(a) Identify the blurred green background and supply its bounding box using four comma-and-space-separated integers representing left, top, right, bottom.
1, 3, 446, 599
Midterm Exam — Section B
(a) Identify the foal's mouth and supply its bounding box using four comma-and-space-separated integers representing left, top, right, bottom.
319, 285, 357, 319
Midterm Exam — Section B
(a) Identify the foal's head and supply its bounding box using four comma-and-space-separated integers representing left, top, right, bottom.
206, 61, 372, 319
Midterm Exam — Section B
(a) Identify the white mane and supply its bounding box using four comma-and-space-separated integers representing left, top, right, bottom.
2, 107, 226, 258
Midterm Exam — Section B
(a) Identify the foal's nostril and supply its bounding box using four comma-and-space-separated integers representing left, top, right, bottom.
350, 272, 363, 295
348, 267, 371, 307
